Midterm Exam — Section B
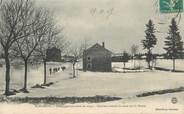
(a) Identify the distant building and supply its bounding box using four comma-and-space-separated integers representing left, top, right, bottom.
61, 55, 75, 62
46, 47, 61, 62
83, 42, 112, 72
111, 53, 124, 62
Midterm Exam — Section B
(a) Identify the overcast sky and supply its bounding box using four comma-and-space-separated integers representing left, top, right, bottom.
36, 0, 184, 53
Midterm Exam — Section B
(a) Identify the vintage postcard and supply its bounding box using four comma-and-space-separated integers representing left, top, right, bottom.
0, 0, 184, 114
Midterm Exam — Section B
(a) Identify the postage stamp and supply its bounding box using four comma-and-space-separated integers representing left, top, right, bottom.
160, 0, 183, 13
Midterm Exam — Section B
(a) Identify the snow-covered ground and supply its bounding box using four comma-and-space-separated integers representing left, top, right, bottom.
0, 62, 66, 93
112, 59, 184, 70
156, 59, 184, 70
0, 59, 184, 106
9, 70, 184, 98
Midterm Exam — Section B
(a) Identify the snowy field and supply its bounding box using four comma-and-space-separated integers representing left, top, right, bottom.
113, 59, 184, 71
0, 59, 184, 105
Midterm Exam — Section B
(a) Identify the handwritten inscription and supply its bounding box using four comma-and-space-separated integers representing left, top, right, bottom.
90, 8, 114, 19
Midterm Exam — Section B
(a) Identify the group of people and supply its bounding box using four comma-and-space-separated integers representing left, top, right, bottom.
49, 66, 66, 75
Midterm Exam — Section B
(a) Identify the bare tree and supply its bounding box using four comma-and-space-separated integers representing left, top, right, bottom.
36, 19, 65, 85
0, 0, 40, 96
130, 44, 139, 68
12, 8, 50, 92
70, 44, 83, 78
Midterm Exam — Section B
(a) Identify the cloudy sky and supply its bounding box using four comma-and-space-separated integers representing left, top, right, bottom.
36, 0, 184, 53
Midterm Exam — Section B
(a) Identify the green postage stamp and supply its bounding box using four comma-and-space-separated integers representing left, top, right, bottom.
160, 0, 183, 13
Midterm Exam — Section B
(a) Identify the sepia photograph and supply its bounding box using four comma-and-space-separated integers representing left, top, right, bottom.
0, 0, 184, 114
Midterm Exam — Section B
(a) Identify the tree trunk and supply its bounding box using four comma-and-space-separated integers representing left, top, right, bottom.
73, 63, 76, 78
133, 58, 135, 68
139, 60, 141, 68
4, 52, 10, 96
148, 49, 152, 70
23, 60, 28, 91
43, 60, 47, 84
83, 50, 86, 72
123, 62, 126, 73
173, 58, 175, 72
148, 61, 150, 69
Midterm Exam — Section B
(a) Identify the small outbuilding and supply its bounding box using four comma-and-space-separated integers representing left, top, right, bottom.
46, 47, 61, 62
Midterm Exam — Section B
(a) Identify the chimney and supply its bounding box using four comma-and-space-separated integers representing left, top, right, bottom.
102, 42, 105, 48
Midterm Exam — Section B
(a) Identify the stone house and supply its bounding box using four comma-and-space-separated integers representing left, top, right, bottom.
83, 42, 112, 72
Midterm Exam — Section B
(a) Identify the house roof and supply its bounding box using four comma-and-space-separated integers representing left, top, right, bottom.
85, 43, 112, 54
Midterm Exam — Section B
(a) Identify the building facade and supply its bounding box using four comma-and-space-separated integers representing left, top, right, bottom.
83, 43, 112, 72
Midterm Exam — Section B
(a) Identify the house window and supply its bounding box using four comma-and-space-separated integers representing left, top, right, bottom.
87, 57, 91, 61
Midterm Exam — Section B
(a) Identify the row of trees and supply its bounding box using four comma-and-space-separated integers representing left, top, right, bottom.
142, 18, 183, 71
0, 0, 65, 96
120, 18, 183, 72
